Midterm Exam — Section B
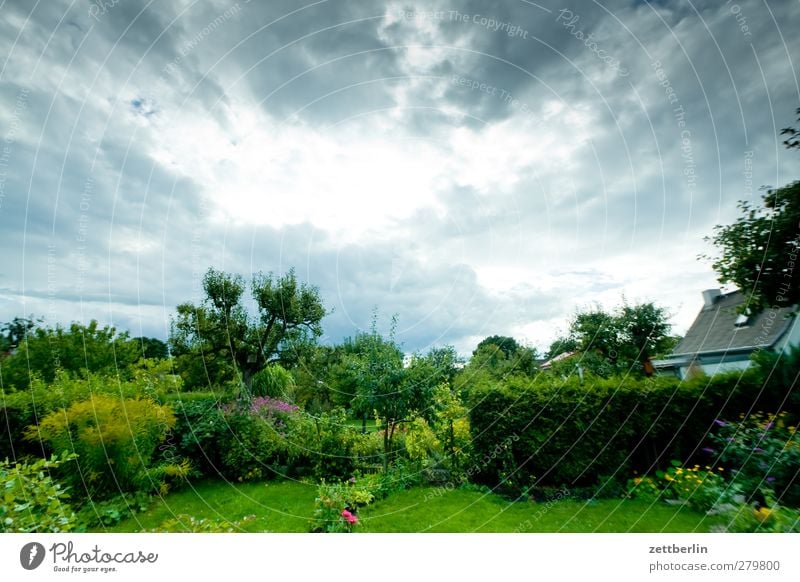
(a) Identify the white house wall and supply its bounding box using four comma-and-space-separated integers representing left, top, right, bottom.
776, 315, 800, 355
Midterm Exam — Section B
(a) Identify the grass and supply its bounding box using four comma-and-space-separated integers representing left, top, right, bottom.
105, 480, 318, 533
105, 481, 721, 533
358, 488, 720, 533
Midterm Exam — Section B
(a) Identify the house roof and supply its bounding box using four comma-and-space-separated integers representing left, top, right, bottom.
539, 351, 576, 369
672, 290, 795, 357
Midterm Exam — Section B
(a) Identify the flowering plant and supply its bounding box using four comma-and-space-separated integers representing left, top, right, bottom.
310, 479, 374, 533
706, 412, 799, 506
626, 460, 736, 513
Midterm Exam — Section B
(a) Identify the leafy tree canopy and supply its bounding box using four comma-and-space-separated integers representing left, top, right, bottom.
550, 300, 673, 377
0, 320, 140, 390
704, 108, 800, 312
170, 267, 326, 392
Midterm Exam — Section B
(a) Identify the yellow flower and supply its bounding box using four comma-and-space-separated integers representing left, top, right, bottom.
754, 507, 773, 523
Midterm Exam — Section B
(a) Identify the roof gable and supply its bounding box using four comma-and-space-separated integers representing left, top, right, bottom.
673, 290, 795, 356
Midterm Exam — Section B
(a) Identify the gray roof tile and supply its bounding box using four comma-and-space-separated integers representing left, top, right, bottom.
673, 290, 795, 356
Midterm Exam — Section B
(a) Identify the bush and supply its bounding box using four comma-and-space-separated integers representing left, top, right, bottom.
308, 408, 360, 480
626, 461, 737, 513
165, 396, 230, 478
1, 453, 78, 532
27, 395, 177, 496
707, 412, 800, 506
467, 371, 769, 493
219, 409, 290, 481
712, 502, 800, 532
310, 479, 373, 533
251, 364, 295, 399
2, 373, 152, 461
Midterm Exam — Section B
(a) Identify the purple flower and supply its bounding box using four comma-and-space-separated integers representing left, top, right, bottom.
753, 447, 764, 453
713, 419, 727, 427
766, 476, 776, 483
701, 447, 716, 454
250, 396, 299, 417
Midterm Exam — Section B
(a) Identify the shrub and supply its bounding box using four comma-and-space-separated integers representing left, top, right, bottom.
467, 371, 767, 493
219, 410, 290, 481
712, 502, 800, 532
706, 412, 800, 506
1, 453, 78, 533
2, 373, 152, 461
165, 397, 230, 478
308, 408, 359, 480
251, 365, 295, 399
626, 461, 738, 513
310, 479, 373, 533
27, 395, 176, 496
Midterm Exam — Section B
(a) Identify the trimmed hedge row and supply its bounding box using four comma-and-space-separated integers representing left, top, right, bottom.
467, 369, 787, 491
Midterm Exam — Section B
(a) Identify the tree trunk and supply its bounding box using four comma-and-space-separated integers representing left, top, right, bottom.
240, 365, 255, 401
382, 420, 390, 474
449, 419, 458, 469
361, 415, 367, 435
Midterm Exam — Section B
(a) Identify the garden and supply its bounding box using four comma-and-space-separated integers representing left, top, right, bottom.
1, 269, 799, 534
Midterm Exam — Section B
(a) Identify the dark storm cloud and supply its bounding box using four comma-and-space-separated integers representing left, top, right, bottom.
1, 0, 798, 354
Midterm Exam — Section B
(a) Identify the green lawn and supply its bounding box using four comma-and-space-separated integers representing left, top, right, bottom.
104, 481, 720, 533
344, 417, 380, 432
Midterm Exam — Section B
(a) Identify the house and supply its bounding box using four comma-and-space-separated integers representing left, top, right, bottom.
539, 351, 576, 371
653, 289, 800, 379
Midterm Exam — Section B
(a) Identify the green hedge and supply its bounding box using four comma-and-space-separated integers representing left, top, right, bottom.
467, 368, 778, 492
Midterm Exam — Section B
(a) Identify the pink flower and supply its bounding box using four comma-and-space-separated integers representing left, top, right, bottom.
341, 509, 358, 525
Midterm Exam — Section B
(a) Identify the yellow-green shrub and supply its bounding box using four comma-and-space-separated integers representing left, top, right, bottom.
26, 395, 176, 496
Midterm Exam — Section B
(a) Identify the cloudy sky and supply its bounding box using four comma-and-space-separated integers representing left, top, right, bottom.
1, 0, 798, 356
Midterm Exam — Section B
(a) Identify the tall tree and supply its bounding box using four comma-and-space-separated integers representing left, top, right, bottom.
704, 108, 800, 312
704, 181, 800, 312
170, 267, 326, 393
346, 315, 405, 471
474, 335, 521, 359
552, 301, 672, 377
